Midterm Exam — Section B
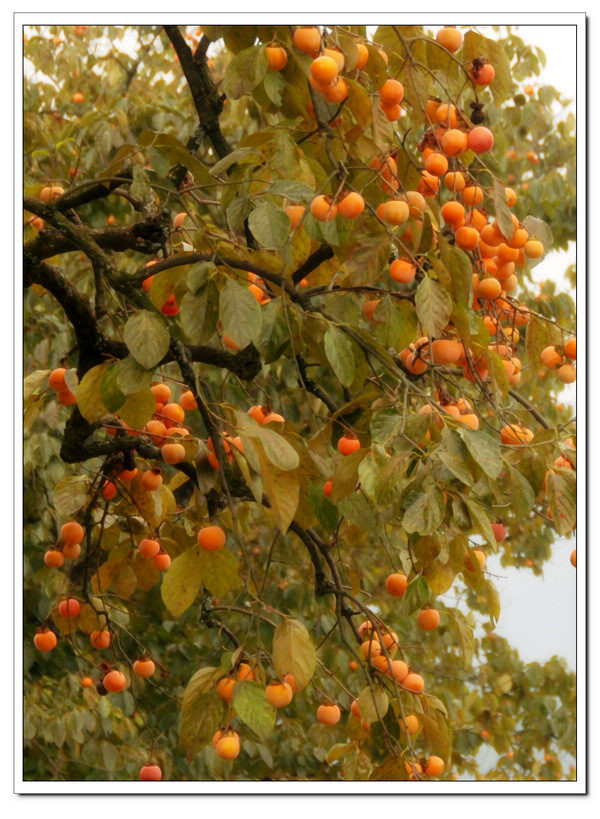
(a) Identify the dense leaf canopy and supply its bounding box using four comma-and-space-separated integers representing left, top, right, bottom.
23, 23, 576, 785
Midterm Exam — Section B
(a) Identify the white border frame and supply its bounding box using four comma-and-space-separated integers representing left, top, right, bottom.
13, 9, 587, 801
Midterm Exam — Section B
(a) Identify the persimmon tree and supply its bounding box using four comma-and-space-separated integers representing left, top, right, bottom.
23, 23, 577, 783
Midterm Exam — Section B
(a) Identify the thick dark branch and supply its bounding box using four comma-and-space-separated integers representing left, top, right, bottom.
288, 521, 332, 596
133, 252, 310, 309
52, 170, 133, 213
292, 244, 334, 285
163, 25, 230, 160
193, 34, 211, 64
24, 202, 169, 260
296, 355, 338, 414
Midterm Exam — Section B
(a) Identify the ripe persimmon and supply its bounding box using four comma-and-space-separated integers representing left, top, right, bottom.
455, 226, 480, 251
564, 337, 576, 360
49, 368, 67, 391
153, 552, 171, 571
337, 435, 360, 456
471, 62, 495, 85
139, 538, 161, 558
403, 673, 425, 693
431, 339, 462, 364
293, 26, 321, 56
151, 383, 171, 404
161, 442, 186, 465
34, 629, 57, 652
389, 258, 416, 283
266, 46, 287, 71
62, 542, 82, 560
317, 704, 341, 724
424, 151, 448, 177
468, 126, 494, 154
385, 573, 408, 597
285, 205, 305, 229
82, 676, 94, 688
215, 733, 240, 760
198, 525, 226, 552
90, 630, 111, 649
44, 549, 65, 568
464, 549, 486, 572
338, 192, 365, 220
417, 609, 440, 631
570, 549, 576, 568
557, 364, 576, 383
58, 598, 80, 619
161, 403, 185, 427
426, 756, 445, 776
379, 79, 404, 105
217, 677, 236, 703
133, 658, 156, 678
57, 389, 77, 406
266, 680, 293, 708
140, 764, 162, 781
310, 195, 338, 222
436, 26, 463, 52
103, 670, 127, 693
141, 469, 163, 491
355, 43, 369, 68
441, 129, 468, 157
491, 523, 507, 542
500, 424, 533, 445
40, 185, 65, 202
380, 200, 409, 226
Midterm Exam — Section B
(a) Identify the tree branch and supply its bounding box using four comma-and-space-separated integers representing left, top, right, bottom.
163, 25, 230, 160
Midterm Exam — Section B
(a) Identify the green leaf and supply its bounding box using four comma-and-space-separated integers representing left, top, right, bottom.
547, 470, 577, 535
345, 78, 373, 131
222, 45, 269, 100
437, 428, 473, 486
100, 364, 125, 413
310, 483, 339, 532
458, 428, 502, 479
370, 756, 410, 781
180, 667, 225, 756
116, 356, 154, 396
402, 575, 430, 615
180, 283, 220, 345
269, 179, 315, 202
219, 277, 263, 349
24, 369, 50, 402
160, 546, 203, 616
485, 349, 511, 403
148, 266, 187, 311
188, 261, 218, 294
123, 311, 170, 369
357, 686, 389, 725
76, 363, 110, 423
262, 70, 286, 106
210, 146, 260, 177
253, 427, 300, 472
260, 455, 299, 533
506, 463, 535, 517
330, 449, 367, 503
324, 325, 355, 388
415, 277, 452, 339
463, 497, 496, 549
374, 298, 418, 352
493, 177, 515, 241
272, 618, 317, 689
233, 681, 276, 739
248, 201, 290, 249
485, 579, 501, 626
53, 476, 91, 517
118, 388, 156, 430
449, 609, 475, 669
418, 710, 452, 764
403, 485, 446, 535
197, 547, 239, 597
